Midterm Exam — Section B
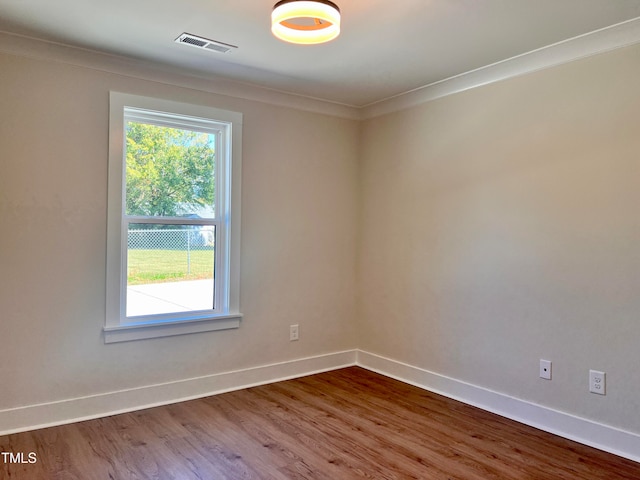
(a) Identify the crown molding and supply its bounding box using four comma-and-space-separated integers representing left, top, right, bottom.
2, 16, 640, 122
360, 16, 640, 119
0, 31, 361, 120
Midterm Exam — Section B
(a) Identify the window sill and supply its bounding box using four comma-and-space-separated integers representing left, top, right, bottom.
103, 313, 242, 343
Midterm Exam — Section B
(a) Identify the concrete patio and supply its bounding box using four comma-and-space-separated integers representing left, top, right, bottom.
126, 279, 214, 317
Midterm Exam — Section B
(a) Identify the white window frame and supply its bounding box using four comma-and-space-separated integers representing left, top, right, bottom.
105, 92, 242, 343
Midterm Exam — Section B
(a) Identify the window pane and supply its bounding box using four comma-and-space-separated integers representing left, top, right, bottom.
125, 121, 216, 218
126, 224, 215, 317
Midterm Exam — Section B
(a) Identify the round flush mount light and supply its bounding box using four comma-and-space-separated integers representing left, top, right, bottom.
271, 0, 341, 45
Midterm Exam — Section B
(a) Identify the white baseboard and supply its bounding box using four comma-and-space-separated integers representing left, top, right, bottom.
0, 349, 357, 436
3, 348, 639, 465
356, 350, 640, 464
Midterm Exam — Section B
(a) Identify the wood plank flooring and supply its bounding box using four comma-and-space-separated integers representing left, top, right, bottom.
1, 367, 639, 479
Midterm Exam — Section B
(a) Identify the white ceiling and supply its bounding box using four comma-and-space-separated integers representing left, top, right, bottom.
1, 0, 639, 107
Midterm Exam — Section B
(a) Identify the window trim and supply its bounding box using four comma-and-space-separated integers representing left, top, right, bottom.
105, 92, 242, 343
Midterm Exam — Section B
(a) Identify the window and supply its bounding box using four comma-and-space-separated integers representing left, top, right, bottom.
105, 93, 242, 343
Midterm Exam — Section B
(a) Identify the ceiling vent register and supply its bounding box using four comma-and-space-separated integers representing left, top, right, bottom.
175, 33, 238, 53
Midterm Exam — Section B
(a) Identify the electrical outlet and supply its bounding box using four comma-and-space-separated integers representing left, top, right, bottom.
290, 324, 299, 341
589, 370, 606, 395
539, 359, 552, 380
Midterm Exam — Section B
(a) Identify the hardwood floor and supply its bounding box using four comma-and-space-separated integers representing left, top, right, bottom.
1, 367, 639, 479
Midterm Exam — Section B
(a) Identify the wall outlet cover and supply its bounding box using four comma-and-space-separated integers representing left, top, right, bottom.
290, 324, 299, 341
589, 370, 606, 395
540, 359, 552, 380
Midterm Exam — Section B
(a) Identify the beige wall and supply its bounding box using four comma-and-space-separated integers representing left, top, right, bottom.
0, 52, 359, 409
1, 39, 639, 438
358, 43, 640, 432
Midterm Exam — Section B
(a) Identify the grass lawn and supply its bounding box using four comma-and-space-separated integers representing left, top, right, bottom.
128, 249, 214, 285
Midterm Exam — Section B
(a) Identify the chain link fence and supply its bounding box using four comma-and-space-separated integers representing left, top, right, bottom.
128, 227, 215, 278
128, 227, 215, 250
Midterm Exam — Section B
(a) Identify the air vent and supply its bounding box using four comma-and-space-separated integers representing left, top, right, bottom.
175, 33, 237, 53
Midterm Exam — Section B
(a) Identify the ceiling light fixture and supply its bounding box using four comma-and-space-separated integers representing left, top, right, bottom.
271, 0, 341, 45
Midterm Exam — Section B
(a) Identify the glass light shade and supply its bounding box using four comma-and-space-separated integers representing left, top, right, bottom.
271, 0, 341, 45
